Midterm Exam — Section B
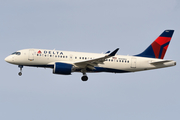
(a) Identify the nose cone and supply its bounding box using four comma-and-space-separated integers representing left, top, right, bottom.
5, 56, 12, 63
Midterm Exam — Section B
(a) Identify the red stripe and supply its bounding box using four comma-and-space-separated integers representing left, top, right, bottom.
151, 41, 161, 58
161, 45, 168, 59
155, 37, 171, 45
152, 37, 171, 59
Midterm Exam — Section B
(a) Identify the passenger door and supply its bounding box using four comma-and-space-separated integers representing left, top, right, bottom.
28, 49, 34, 61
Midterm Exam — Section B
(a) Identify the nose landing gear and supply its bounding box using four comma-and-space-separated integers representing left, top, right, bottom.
18, 65, 23, 76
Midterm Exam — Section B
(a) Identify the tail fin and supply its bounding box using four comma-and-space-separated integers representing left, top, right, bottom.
135, 30, 174, 59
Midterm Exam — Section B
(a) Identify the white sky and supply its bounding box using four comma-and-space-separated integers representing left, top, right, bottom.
0, 0, 180, 120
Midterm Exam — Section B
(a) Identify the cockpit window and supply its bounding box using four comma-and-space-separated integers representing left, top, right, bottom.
11, 52, 21, 55
11, 52, 16, 55
16, 52, 21, 55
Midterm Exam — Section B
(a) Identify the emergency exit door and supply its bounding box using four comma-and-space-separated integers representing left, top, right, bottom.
131, 58, 136, 68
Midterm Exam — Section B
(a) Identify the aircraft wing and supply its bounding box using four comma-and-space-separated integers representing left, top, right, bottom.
74, 48, 119, 70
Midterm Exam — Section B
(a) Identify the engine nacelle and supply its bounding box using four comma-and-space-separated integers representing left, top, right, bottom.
53, 62, 73, 75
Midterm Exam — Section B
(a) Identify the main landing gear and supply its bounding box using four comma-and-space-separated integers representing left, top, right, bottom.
18, 65, 23, 76
81, 70, 88, 81
81, 75, 88, 81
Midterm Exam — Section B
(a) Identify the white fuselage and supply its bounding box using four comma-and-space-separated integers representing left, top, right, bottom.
5, 49, 176, 73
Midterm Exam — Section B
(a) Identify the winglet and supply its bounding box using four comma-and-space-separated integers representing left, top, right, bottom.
105, 51, 111, 54
108, 48, 119, 56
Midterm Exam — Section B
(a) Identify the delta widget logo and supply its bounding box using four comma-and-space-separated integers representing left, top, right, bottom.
37, 50, 42, 54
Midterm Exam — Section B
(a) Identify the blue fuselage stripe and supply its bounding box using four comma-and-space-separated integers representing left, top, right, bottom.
26, 65, 130, 73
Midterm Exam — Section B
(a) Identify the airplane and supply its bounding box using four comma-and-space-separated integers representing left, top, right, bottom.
5, 30, 176, 81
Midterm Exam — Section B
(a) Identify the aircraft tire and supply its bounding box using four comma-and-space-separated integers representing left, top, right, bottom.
81, 76, 88, 81
18, 72, 22, 76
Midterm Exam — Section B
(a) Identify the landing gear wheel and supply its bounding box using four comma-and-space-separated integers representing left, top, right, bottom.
18, 65, 23, 76
18, 72, 22, 76
81, 76, 88, 81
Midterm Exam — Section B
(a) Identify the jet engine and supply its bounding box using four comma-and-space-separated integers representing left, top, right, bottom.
53, 62, 73, 75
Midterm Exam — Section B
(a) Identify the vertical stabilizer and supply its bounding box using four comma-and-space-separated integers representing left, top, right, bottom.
135, 30, 174, 59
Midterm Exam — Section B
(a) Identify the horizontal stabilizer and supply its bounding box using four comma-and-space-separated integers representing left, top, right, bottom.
150, 60, 173, 64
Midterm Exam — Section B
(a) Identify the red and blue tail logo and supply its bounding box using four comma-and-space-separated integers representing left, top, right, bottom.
135, 30, 174, 59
